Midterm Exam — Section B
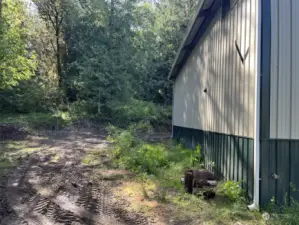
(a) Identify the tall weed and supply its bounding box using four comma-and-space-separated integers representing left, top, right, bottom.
108, 123, 199, 177
218, 180, 244, 202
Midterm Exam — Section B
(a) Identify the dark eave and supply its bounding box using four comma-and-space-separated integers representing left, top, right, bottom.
168, 0, 221, 81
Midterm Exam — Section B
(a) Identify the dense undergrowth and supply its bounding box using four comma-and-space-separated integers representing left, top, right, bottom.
107, 123, 265, 224
0, 99, 172, 132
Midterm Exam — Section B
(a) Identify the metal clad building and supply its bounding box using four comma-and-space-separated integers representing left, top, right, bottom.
260, 0, 299, 206
169, 0, 299, 207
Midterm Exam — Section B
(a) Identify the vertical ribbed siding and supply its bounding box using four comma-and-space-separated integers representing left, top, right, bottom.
173, 126, 254, 199
172, 0, 257, 138
260, 140, 299, 206
291, 1, 299, 138
270, 0, 299, 139
259, 0, 299, 206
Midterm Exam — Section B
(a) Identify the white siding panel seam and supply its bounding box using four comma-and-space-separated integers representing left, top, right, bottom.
289, 0, 293, 139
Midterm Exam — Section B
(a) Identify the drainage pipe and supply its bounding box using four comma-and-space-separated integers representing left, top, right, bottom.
248, 0, 262, 211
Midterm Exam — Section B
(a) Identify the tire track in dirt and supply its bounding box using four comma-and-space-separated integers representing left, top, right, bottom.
2, 129, 157, 225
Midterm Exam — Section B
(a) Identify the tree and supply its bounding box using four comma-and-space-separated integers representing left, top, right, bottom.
33, 0, 65, 88
0, 0, 37, 90
133, 0, 200, 104
0, 0, 200, 117
62, 0, 139, 114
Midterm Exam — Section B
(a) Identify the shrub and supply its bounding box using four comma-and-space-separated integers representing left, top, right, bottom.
107, 129, 137, 159
181, 144, 201, 167
66, 101, 95, 119
219, 180, 244, 202
135, 143, 168, 174
108, 123, 204, 186
0, 81, 64, 113
107, 99, 171, 127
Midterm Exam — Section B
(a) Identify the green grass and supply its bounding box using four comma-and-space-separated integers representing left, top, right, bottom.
108, 125, 265, 225
0, 112, 74, 130
135, 161, 264, 225
0, 141, 18, 176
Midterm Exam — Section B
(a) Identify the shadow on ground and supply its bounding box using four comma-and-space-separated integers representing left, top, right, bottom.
0, 128, 164, 225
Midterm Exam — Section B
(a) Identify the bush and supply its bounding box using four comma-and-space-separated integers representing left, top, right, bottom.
219, 180, 244, 202
66, 101, 95, 120
108, 123, 201, 179
0, 81, 64, 113
133, 143, 168, 174
107, 99, 172, 128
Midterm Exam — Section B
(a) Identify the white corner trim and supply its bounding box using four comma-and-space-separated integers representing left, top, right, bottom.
249, 0, 262, 211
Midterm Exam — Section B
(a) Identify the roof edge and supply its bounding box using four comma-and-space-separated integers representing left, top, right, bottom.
168, 0, 219, 81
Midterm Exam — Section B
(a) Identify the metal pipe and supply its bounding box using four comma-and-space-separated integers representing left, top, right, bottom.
248, 0, 262, 211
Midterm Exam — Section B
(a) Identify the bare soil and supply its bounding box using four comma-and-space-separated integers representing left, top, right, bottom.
0, 128, 167, 225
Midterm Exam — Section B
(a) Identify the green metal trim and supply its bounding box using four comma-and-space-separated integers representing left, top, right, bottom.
173, 126, 254, 199
260, 0, 271, 139
260, 139, 299, 206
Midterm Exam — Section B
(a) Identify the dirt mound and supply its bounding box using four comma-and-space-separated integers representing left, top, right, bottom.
0, 124, 28, 140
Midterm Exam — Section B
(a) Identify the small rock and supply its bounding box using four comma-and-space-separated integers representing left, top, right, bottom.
263, 212, 270, 221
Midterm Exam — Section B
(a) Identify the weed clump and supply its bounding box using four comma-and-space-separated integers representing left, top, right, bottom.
266, 192, 299, 225
218, 180, 244, 202
107, 122, 199, 177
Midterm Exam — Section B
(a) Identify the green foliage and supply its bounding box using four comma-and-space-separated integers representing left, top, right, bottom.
219, 180, 244, 202
267, 187, 299, 225
0, 81, 63, 113
271, 199, 299, 225
181, 144, 201, 167
131, 143, 169, 174
0, 0, 199, 123
108, 126, 264, 224
0, 0, 37, 89
107, 99, 172, 127
108, 124, 199, 179
0, 112, 73, 130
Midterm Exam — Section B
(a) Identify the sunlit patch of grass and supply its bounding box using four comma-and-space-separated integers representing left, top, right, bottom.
0, 142, 17, 176
113, 181, 159, 216
160, 189, 264, 225
2, 140, 42, 158
0, 112, 80, 133
81, 148, 111, 166
7, 147, 41, 158
82, 153, 101, 166
94, 169, 133, 181
50, 153, 61, 163
6, 141, 30, 149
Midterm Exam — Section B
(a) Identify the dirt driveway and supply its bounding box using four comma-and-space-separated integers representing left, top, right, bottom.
0, 128, 165, 225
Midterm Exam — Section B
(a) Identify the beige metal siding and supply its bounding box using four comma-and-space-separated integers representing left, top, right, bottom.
270, 0, 299, 139
173, 0, 257, 138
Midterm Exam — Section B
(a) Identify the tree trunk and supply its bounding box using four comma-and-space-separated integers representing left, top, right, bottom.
56, 26, 62, 87
0, 0, 2, 21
